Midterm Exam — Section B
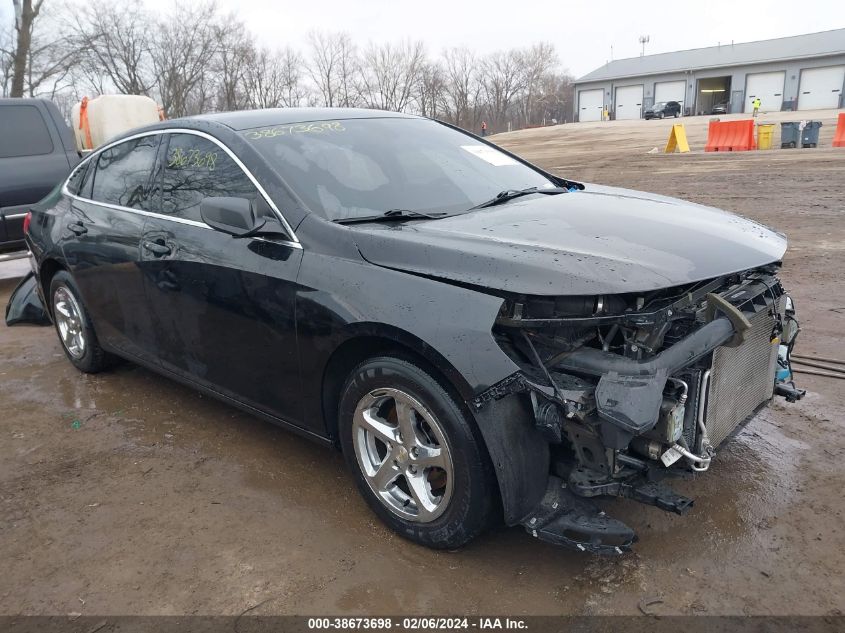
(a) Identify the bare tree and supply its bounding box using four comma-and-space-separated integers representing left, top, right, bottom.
7, 0, 77, 98
149, 1, 220, 117
3, 0, 575, 135
214, 19, 254, 111
0, 23, 14, 96
9, 0, 40, 97
532, 71, 574, 124
415, 60, 445, 119
307, 31, 359, 108
358, 40, 425, 112
479, 49, 524, 132
441, 47, 480, 130
67, 0, 155, 96
277, 47, 307, 107
516, 42, 558, 127
247, 46, 306, 108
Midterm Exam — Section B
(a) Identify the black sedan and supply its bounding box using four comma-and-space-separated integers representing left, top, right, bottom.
644, 100, 682, 119
7, 108, 803, 553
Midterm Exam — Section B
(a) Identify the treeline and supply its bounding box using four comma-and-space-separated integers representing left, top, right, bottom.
0, 0, 575, 133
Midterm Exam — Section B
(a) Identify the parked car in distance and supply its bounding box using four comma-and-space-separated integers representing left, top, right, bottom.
0, 98, 80, 252
644, 101, 681, 119
8, 108, 804, 554
711, 103, 729, 115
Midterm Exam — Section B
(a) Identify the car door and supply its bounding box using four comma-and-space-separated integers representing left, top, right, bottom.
61, 135, 160, 363
140, 131, 305, 425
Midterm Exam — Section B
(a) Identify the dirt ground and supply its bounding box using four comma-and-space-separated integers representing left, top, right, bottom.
2, 110, 844, 617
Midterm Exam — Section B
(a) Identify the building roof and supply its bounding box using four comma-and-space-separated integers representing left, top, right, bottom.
190, 107, 415, 130
576, 28, 845, 83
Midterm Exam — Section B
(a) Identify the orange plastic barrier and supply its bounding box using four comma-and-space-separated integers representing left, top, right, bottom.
705, 119, 756, 152
833, 112, 845, 148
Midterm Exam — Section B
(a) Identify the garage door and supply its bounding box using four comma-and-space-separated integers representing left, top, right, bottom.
798, 66, 845, 110
654, 80, 686, 109
745, 72, 784, 112
615, 84, 643, 120
578, 89, 604, 122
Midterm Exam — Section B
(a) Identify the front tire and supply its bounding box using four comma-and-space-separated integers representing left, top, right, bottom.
338, 356, 496, 549
49, 271, 111, 373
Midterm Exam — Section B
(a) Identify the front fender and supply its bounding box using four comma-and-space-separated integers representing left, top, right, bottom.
295, 250, 548, 523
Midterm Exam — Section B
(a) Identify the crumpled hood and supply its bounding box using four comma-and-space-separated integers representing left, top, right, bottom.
351, 184, 787, 296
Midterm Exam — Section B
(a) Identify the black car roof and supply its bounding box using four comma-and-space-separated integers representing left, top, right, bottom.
107, 107, 424, 143
181, 107, 419, 131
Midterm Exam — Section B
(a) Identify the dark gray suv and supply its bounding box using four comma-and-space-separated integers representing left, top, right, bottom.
0, 98, 80, 252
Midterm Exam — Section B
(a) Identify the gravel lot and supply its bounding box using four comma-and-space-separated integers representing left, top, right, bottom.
2, 110, 844, 616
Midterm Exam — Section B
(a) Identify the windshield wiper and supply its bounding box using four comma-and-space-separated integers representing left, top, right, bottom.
467, 186, 570, 211
333, 209, 449, 225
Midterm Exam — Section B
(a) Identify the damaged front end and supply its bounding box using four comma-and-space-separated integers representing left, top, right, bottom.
475, 264, 804, 554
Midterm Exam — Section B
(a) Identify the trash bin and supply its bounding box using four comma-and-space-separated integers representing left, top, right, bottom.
801, 121, 822, 148
781, 122, 800, 148
757, 123, 776, 150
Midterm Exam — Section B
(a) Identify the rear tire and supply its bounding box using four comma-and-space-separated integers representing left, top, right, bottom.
49, 271, 112, 373
338, 356, 496, 549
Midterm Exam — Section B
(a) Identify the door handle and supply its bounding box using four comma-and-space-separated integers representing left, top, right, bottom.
67, 221, 87, 235
142, 240, 172, 256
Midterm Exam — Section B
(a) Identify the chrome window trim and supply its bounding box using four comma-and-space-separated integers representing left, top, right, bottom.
4, 212, 28, 220
60, 127, 302, 249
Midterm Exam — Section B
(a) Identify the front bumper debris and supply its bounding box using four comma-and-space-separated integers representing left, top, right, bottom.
5, 271, 50, 326
522, 477, 636, 554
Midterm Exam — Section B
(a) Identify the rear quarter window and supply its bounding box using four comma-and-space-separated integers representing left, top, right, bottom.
65, 162, 89, 195
0, 104, 55, 159
90, 136, 160, 209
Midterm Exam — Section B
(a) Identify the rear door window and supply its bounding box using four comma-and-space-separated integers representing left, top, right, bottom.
157, 133, 259, 222
0, 105, 54, 158
90, 136, 160, 209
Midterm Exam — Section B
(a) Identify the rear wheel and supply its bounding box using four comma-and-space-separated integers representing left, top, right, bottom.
49, 271, 111, 373
338, 356, 496, 549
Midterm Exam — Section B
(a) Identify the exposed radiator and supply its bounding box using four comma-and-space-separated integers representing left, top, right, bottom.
703, 299, 782, 447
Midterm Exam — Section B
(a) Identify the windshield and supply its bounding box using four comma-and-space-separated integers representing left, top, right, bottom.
243, 117, 555, 221
654, 102, 667, 109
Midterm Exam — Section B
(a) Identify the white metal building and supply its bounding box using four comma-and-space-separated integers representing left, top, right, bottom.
574, 29, 845, 121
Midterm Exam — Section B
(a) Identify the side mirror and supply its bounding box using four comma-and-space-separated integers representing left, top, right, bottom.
200, 197, 265, 237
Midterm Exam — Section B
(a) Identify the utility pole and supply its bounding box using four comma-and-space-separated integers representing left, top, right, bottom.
638, 35, 650, 57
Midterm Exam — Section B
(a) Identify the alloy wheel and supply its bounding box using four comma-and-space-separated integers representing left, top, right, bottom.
53, 286, 86, 359
352, 387, 454, 522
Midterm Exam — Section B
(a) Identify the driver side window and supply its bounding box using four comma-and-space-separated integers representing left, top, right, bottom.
155, 133, 260, 222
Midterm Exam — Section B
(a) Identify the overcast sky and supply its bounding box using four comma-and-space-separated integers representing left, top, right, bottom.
1, 0, 842, 78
